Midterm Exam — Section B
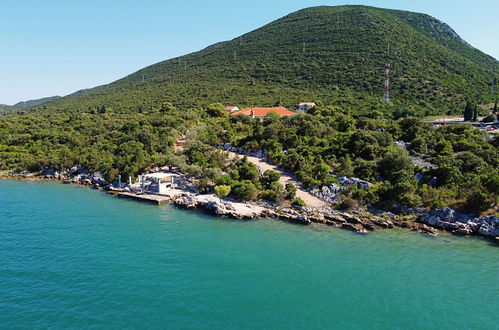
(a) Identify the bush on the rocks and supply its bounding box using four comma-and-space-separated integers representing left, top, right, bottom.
292, 198, 307, 207
231, 181, 258, 201
214, 185, 231, 198
337, 197, 358, 211
285, 183, 297, 200
466, 191, 490, 213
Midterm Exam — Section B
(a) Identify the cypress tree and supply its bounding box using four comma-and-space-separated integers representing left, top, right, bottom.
463, 101, 473, 121
472, 105, 478, 122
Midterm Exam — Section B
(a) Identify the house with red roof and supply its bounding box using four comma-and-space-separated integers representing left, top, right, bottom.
229, 106, 295, 118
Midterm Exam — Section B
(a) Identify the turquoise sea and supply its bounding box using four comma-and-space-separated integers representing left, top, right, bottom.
0, 180, 497, 329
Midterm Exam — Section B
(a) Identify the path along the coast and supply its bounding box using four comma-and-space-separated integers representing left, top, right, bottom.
227, 152, 327, 208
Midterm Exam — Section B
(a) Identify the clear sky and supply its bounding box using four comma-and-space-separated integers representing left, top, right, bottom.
1, 0, 498, 105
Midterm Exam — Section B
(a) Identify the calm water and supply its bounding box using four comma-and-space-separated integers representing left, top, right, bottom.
0, 181, 497, 329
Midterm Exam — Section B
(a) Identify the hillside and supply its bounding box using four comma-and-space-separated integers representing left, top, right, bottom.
0, 96, 61, 110
39, 5, 499, 116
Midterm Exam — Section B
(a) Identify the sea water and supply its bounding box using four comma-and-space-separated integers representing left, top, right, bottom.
0, 180, 497, 329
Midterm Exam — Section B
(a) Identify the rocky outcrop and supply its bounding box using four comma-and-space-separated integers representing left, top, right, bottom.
309, 184, 341, 202
174, 195, 276, 220
418, 208, 499, 239
175, 195, 198, 209
215, 143, 268, 160
309, 177, 373, 202
337, 176, 373, 190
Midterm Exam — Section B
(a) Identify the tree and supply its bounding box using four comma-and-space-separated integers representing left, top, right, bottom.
160, 102, 176, 113
261, 170, 281, 188
270, 181, 286, 205
472, 105, 478, 122
336, 155, 354, 177
214, 185, 231, 199
238, 161, 259, 182
464, 101, 473, 121
285, 183, 297, 200
231, 181, 258, 201
206, 103, 226, 118
466, 191, 490, 213
378, 147, 413, 180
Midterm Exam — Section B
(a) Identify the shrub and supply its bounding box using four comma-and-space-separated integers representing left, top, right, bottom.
292, 198, 307, 207
259, 189, 276, 202
378, 147, 413, 180
231, 181, 258, 201
432, 199, 447, 209
214, 185, 231, 198
196, 177, 212, 194
285, 183, 297, 200
465, 191, 490, 213
402, 194, 422, 208
238, 161, 259, 182
337, 197, 358, 211
261, 170, 281, 188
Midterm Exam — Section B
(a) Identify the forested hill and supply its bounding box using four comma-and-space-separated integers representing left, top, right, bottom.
42, 5, 499, 116
0, 96, 61, 110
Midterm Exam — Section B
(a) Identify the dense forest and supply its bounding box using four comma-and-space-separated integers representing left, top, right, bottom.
1, 102, 497, 214
179, 105, 499, 213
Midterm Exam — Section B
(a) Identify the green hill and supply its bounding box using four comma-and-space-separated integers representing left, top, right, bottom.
38, 6, 499, 115
0, 96, 61, 110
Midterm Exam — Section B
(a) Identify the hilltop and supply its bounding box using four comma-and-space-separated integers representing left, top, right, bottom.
40, 5, 498, 116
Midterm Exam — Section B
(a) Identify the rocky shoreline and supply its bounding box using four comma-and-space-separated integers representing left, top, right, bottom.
1, 169, 497, 244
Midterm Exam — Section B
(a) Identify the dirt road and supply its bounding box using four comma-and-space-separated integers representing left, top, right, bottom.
228, 152, 327, 208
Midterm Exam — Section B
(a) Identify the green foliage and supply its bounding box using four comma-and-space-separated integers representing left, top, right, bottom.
337, 197, 358, 211
206, 103, 227, 118
238, 160, 259, 181
464, 101, 473, 121
292, 198, 307, 207
214, 185, 231, 198
378, 147, 413, 180
336, 155, 354, 177
465, 191, 490, 213
261, 170, 281, 189
285, 183, 297, 200
231, 181, 258, 201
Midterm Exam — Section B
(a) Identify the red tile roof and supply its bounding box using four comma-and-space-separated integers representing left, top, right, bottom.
225, 106, 239, 111
230, 107, 294, 117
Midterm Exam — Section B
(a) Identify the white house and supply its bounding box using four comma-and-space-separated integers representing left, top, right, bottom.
297, 102, 316, 112
225, 106, 239, 112
139, 172, 179, 194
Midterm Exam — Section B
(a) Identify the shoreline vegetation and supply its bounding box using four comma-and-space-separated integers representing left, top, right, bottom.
2, 162, 498, 245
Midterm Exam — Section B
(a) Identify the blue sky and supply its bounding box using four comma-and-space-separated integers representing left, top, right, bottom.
1, 0, 498, 105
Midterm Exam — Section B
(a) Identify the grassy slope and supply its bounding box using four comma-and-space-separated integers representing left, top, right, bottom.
42, 5, 499, 115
